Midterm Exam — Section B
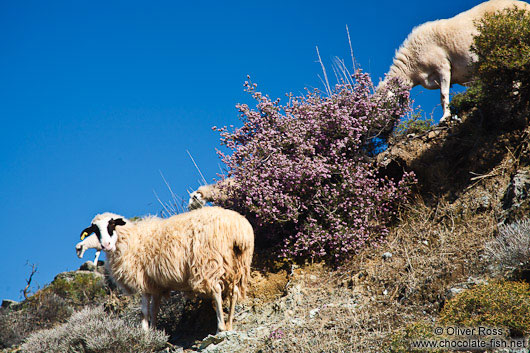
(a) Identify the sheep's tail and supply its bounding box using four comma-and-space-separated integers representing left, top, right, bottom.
232, 220, 254, 300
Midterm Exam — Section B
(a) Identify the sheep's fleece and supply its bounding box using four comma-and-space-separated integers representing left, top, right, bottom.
380, 0, 530, 123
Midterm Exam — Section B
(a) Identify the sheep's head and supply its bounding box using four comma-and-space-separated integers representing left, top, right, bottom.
80, 213, 126, 252
75, 243, 86, 258
188, 190, 206, 210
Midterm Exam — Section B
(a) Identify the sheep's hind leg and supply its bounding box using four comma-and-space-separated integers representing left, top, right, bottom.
150, 294, 161, 329
226, 285, 239, 331
212, 283, 226, 333
141, 294, 152, 331
438, 69, 453, 124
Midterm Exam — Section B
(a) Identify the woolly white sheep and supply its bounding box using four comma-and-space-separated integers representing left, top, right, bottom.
188, 178, 234, 210
75, 233, 102, 267
379, 0, 530, 123
79, 206, 254, 332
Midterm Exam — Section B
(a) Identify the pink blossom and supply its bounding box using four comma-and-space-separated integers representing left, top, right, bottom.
213, 70, 415, 263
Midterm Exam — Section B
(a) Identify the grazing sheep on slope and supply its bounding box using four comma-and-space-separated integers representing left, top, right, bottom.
79, 207, 254, 332
75, 233, 102, 266
188, 178, 234, 210
379, 0, 530, 124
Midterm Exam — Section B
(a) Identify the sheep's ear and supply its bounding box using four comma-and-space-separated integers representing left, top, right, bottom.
114, 218, 126, 226
80, 225, 96, 240
107, 218, 126, 236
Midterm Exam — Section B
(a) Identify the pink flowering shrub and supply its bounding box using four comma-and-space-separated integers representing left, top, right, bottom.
214, 70, 415, 263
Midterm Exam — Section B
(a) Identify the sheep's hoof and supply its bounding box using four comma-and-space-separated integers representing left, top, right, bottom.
216, 326, 228, 334
439, 114, 459, 126
439, 117, 450, 126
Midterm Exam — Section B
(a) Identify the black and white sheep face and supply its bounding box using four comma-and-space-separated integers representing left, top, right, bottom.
188, 191, 206, 210
80, 217, 125, 252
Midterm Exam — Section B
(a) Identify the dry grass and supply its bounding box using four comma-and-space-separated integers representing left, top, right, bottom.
348, 196, 497, 311
219, 262, 432, 352
236, 194, 499, 352
235, 264, 408, 352
247, 270, 289, 303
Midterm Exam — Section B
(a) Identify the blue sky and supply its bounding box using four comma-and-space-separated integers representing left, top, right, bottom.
0, 0, 477, 301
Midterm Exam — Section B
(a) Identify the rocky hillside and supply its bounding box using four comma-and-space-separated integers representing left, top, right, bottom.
2, 111, 530, 353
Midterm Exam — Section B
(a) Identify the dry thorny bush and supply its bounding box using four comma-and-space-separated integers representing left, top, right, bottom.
269, 194, 500, 351
486, 218, 530, 275
346, 196, 497, 311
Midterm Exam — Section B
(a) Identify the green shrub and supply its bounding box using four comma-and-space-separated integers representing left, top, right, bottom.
451, 7, 530, 120
473, 7, 530, 90
439, 281, 530, 336
449, 83, 485, 117
20, 306, 168, 353
36, 272, 108, 308
387, 321, 444, 353
393, 108, 434, 138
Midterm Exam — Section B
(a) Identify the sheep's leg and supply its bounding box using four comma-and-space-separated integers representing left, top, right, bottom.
212, 283, 226, 333
141, 294, 152, 331
93, 251, 100, 267
226, 285, 239, 331
150, 294, 161, 329
439, 69, 452, 124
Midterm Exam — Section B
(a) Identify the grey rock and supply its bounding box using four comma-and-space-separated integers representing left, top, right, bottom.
427, 130, 438, 139
79, 260, 106, 273
197, 333, 226, 350
79, 261, 96, 271
198, 331, 249, 352
479, 194, 491, 209
309, 308, 320, 318
52, 270, 108, 292
290, 317, 305, 326
157, 347, 184, 353
382, 252, 393, 260
1, 299, 19, 309
247, 325, 270, 339
445, 287, 465, 300
54, 270, 104, 282
466, 276, 487, 287
502, 169, 530, 219
445, 278, 488, 301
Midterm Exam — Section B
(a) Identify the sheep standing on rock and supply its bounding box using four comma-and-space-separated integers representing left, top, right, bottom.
75, 233, 102, 267
79, 207, 254, 332
379, 0, 530, 124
